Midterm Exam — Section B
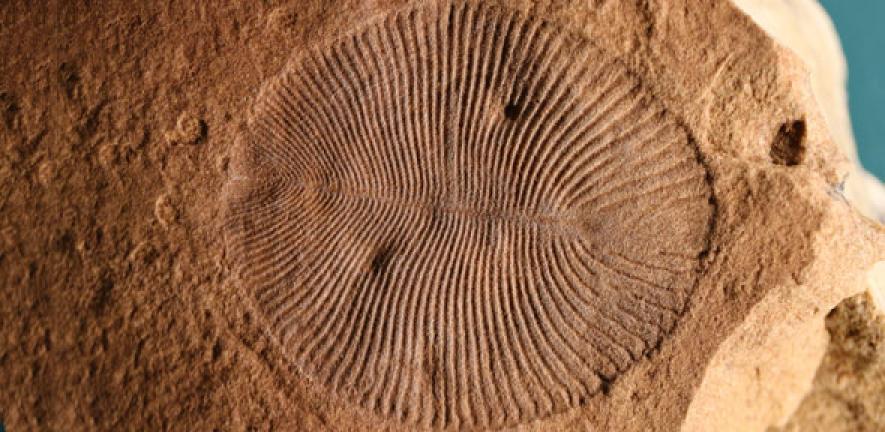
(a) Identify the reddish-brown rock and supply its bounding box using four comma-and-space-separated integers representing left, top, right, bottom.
1, 1, 882, 430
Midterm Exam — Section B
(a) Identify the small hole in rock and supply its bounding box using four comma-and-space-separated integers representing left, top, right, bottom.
770, 120, 807, 166
503, 103, 520, 120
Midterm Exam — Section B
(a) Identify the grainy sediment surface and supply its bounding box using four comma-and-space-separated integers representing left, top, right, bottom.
778, 293, 885, 432
1, 1, 881, 430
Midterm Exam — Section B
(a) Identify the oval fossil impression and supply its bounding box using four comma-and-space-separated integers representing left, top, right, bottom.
225, 0, 713, 429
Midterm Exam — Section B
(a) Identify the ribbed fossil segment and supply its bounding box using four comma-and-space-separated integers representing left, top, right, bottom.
225, 1, 713, 428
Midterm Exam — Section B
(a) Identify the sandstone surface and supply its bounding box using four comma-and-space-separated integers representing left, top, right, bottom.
1, 1, 882, 430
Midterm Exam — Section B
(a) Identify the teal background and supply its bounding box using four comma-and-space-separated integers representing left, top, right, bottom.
820, 1, 885, 180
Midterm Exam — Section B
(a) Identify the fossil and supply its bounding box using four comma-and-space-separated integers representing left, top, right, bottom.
225, 0, 713, 428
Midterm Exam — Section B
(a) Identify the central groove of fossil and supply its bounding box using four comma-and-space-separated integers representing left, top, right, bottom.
225, 1, 713, 429
283, 181, 586, 232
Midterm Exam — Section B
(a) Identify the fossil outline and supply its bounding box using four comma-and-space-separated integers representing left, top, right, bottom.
225, 0, 714, 428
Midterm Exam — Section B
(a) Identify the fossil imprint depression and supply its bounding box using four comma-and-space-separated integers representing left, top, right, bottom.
225, 0, 714, 428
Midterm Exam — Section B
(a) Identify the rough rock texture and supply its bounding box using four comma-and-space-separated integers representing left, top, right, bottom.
732, 0, 885, 300
1, 1, 882, 431
731, 2, 885, 430
731, 0, 868, 213
777, 293, 885, 432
